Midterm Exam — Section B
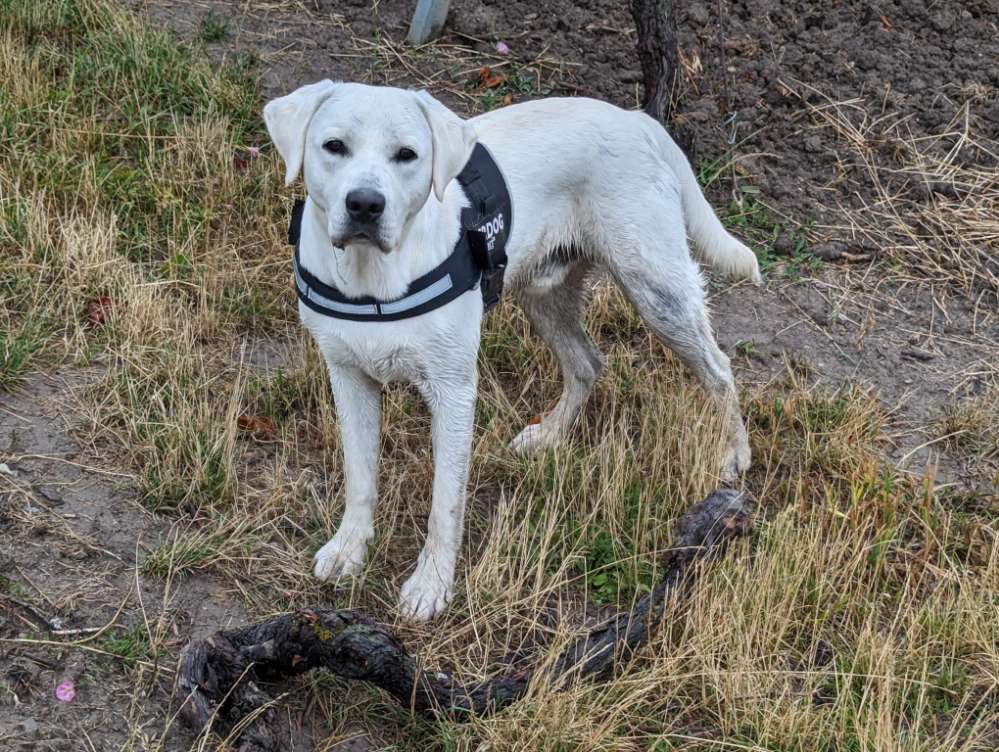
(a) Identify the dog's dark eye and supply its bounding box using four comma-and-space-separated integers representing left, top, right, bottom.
394, 147, 417, 163
323, 139, 347, 156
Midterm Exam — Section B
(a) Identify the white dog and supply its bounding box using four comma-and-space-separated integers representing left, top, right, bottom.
263, 81, 760, 621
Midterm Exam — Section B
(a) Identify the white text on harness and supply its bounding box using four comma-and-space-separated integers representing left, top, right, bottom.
479, 214, 505, 251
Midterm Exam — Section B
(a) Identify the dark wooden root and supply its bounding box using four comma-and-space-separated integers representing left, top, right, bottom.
178, 490, 752, 751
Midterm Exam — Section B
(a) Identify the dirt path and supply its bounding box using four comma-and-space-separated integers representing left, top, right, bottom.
0, 374, 247, 749
711, 272, 997, 481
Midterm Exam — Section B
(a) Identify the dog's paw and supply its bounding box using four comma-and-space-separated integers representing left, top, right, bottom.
508, 415, 559, 457
399, 561, 453, 622
720, 441, 752, 484
313, 531, 370, 581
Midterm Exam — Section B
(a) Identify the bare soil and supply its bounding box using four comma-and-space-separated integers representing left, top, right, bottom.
3, 0, 997, 749
0, 373, 249, 749
127, 0, 999, 223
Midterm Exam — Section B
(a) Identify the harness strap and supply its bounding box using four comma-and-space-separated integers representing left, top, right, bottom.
289, 142, 511, 322
293, 229, 482, 322
456, 144, 509, 311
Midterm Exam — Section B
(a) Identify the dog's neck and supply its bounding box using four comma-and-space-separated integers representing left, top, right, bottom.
299, 189, 465, 301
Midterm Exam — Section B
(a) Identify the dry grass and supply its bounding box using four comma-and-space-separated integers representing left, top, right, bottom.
781, 78, 999, 298
2, 2, 999, 750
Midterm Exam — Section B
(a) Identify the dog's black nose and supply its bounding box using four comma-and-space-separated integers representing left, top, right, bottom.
345, 189, 385, 223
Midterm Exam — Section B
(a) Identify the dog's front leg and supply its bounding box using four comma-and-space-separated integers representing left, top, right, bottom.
314, 364, 381, 581
399, 375, 477, 621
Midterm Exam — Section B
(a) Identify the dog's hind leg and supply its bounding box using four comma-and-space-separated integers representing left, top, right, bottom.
605, 205, 752, 482
510, 259, 604, 455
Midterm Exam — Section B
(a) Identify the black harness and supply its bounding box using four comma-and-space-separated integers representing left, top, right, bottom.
289, 143, 511, 322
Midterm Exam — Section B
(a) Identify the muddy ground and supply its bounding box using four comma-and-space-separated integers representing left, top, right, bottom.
3, 0, 998, 749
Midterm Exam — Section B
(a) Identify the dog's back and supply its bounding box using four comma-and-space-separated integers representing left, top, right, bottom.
472, 98, 760, 284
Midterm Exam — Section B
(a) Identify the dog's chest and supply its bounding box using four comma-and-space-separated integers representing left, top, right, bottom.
305, 321, 424, 384
300, 303, 479, 387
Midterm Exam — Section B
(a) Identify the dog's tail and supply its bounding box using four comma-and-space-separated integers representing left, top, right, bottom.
655, 125, 762, 284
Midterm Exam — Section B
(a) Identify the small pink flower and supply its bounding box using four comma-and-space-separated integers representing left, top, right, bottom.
495, 41, 510, 55
55, 679, 76, 702
247, 146, 260, 158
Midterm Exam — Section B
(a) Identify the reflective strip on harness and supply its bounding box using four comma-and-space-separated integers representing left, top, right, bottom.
378, 274, 454, 315
295, 265, 379, 316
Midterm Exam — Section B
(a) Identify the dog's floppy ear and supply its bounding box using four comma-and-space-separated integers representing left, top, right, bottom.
263, 80, 338, 186
414, 90, 478, 202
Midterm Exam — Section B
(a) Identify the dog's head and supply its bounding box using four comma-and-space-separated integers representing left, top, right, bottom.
263, 81, 477, 254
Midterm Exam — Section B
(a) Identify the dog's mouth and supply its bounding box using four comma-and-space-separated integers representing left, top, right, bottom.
334, 228, 392, 255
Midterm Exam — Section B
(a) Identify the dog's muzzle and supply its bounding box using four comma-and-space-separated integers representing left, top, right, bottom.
337, 188, 390, 252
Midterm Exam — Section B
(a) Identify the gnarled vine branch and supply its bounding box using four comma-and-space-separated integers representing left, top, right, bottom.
178, 489, 752, 751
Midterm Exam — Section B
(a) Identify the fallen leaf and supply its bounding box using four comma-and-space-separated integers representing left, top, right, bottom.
85, 295, 114, 328
233, 146, 259, 171
478, 66, 506, 89
237, 414, 277, 437
502, 93, 514, 106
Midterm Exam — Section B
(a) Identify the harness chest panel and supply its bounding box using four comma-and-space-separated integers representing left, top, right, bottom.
289, 143, 511, 322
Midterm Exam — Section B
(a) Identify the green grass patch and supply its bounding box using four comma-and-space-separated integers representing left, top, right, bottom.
244, 367, 323, 424
98, 623, 159, 665
0, 327, 44, 389
140, 427, 230, 512
725, 191, 818, 279
197, 11, 228, 43
0, 574, 31, 599
3, 1, 260, 252
142, 530, 222, 577
474, 62, 562, 111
